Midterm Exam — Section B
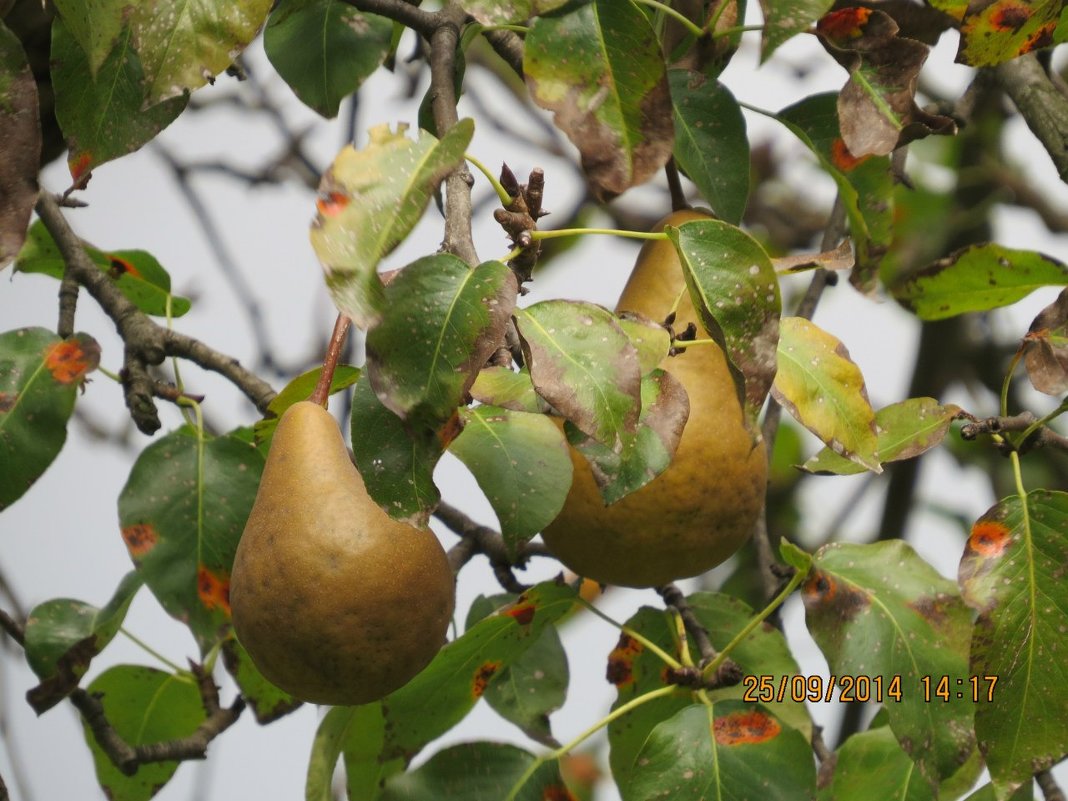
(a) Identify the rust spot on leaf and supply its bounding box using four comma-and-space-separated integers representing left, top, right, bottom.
803, 569, 870, 619
1023, 20, 1056, 50
830, 137, 870, 171
316, 191, 349, 217
0, 392, 16, 412
68, 152, 93, 183
44, 339, 99, 384
712, 709, 782, 745
121, 523, 158, 557
989, 2, 1032, 31
818, 7, 872, 41
967, 520, 1012, 558
197, 565, 231, 615
542, 784, 578, 801
472, 660, 501, 698
504, 601, 536, 626
107, 255, 142, 280
606, 633, 644, 687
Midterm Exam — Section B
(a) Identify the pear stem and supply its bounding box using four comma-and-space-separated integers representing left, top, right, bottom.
310, 314, 353, 407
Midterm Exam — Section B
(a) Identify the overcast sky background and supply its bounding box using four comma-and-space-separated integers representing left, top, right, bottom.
1, 15, 1067, 801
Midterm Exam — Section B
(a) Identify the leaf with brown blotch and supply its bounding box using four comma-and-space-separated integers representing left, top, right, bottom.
773, 240, 855, 274
0, 21, 41, 269
1023, 287, 1068, 395
523, 0, 674, 200
957, 0, 1066, 66
816, 7, 957, 158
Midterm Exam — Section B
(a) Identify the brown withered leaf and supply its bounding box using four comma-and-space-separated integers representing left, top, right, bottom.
817, 7, 957, 157
0, 21, 41, 268
773, 240, 855, 274
1023, 287, 1068, 395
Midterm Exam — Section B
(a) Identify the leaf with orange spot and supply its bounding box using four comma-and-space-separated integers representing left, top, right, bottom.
957, 0, 1067, 65
627, 702, 814, 800
1023, 287, 1068, 395
959, 491, 1068, 796
609, 595, 811, 792
15, 220, 192, 317
0, 328, 100, 511
803, 540, 974, 783
118, 426, 264, 653
471, 661, 502, 699
23, 571, 142, 713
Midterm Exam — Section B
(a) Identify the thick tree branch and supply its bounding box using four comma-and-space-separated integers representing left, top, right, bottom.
346, 0, 437, 35
481, 28, 525, 78
35, 192, 277, 432
995, 54, 1068, 184
57, 263, 79, 338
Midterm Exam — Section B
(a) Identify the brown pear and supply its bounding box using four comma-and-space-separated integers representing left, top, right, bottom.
230, 401, 454, 705
541, 209, 768, 588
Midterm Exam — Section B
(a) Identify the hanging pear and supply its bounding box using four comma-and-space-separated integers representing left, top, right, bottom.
230, 401, 454, 705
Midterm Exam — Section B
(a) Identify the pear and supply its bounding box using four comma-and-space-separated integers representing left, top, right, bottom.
230, 401, 454, 705
541, 209, 768, 588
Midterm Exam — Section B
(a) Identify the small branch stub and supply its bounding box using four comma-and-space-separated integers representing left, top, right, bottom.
494, 165, 548, 284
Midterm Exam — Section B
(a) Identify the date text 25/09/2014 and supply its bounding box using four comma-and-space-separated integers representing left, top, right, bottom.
741, 674, 999, 704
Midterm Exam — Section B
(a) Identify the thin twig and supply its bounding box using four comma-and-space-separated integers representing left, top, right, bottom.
346, 0, 437, 35
436, 501, 550, 593
995, 54, 1068, 184
481, 28, 525, 78
1038, 769, 1067, 801
812, 725, 837, 789
57, 263, 79, 338
310, 314, 352, 406
960, 412, 1068, 453
656, 583, 716, 664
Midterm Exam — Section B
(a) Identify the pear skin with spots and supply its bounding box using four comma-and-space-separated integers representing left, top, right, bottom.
541, 209, 767, 588
230, 401, 454, 705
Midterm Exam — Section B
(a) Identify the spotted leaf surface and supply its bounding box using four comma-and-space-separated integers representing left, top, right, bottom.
309, 121, 473, 328
609, 594, 811, 795
515, 300, 641, 451
381, 742, 569, 801
802, 397, 961, 475
669, 71, 749, 224
892, 243, 1068, 320
803, 540, 975, 782
52, 19, 187, 182
253, 364, 359, 445
350, 372, 442, 527
778, 93, 893, 292
616, 313, 670, 376
0, 21, 39, 269
469, 366, 546, 414
449, 405, 572, 554
760, 0, 835, 58
81, 666, 206, 801
264, 0, 391, 118
670, 218, 780, 424
117, 426, 264, 653
827, 727, 935, 801
130, 0, 272, 105
959, 492, 1068, 796
626, 702, 815, 801
957, 0, 1067, 65
366, 256, 517, 429
52, 0, 129, 74
0, 327, 100, 511
464, 0, 569, 25
772, 317, 880, 473
524, 0, 673, 199
16, 220, 191, 317
1023, 287, 1068, 394
23, 571, 142, 713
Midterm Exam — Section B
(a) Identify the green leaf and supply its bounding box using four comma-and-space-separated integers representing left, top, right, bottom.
117, 427, 265, 653
381, 742, 569, 801
778, 93, 894, 292
959, 491, 1068, 796
264, 0, 392, 118
514, 300, 641, 451
52, 0, 128, 74
616, 313, 670, 376
760, 0, 835, 59
963, 783, 1036, 801
670, 218, 780, 423
802, 540, 975, 782
0, 21, 39, 268
957, 0, 1065, 66
23, 571, 142, 713
566, 368, 689, 505
669, 71, 749, 224
524, 0, 674, 199
625, 702, 816, 801
829, 727, 935, 801
81, 666, 206, 801
449, 405, 572, 553
350, 372, 442, 527
16, 221, 192, 317
0, 327, 100, 511
366, 256, 517, 429
307, 705, 402, 801
891, 244, 1068, 320
253, 364, 359, 445
130, 0, 273, 105
465, 594, 569, 745
221, 637, 301, 724
772, 317, 880, 473
52, 18, 187, 182
309, 120, 474, 328
469, 366, 546, 414
802, 398, 961, 475
609, 594, 812, 792
464, 0, 569, 25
